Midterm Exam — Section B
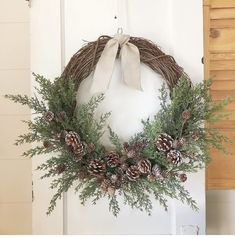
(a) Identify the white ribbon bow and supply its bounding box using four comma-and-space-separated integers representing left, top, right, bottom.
90, 34, 142, 93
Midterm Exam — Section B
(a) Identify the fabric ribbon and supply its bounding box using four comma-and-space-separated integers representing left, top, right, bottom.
90, 34, 142, 93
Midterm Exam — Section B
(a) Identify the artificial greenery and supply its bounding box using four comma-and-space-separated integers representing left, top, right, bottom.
5, 73, 232, 216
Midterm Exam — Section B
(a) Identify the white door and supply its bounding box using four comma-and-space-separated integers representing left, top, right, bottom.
31, 0, 205, 234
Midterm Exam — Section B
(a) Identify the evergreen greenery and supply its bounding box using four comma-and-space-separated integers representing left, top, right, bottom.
5, 74, 232, 216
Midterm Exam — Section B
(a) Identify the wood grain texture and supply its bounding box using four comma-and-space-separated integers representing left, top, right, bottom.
205, 0, 235, 189
210, 0, 235, 8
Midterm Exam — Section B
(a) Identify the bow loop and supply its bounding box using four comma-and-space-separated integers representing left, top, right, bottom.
90, 34, 142, 93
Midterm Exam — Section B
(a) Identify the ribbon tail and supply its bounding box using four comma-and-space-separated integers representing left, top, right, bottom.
90, 39, 119, 93
121, 43, 143, 91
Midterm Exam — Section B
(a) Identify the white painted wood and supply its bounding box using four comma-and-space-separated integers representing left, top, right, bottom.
30, 0, 63, 234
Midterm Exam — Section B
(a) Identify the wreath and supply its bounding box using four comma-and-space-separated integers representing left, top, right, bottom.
6, 35, 231, 216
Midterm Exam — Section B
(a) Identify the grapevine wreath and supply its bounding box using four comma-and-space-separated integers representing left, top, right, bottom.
6, 34, 232, 216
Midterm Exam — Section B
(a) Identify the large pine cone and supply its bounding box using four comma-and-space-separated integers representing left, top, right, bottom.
126, 165, 140, 181
137, 159, 151, 174
88, 159, 106, 176
166, 149, 182, 165
105, 151, 120, 168
155, 133, 173, 152
65, 131, 80, 146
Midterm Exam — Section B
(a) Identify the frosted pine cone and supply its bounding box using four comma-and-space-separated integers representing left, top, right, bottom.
137, 159, 151, 174
152, 164, 162, 176
88, 159, 106, 176
166, 149, 182, 165
126, 165, 140, 181
105, 151, 120, 168
43, 111, 54, 121
100, 179, 112, 193
73, 142, 85, 157
156, 133, 173, 152
65, 131, 80, 146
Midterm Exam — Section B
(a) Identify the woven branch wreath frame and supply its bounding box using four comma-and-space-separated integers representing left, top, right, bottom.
6, 34, 230, 216
62, 35, 189, 93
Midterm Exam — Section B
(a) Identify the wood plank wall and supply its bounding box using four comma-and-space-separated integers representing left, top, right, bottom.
204, 0, 235, 189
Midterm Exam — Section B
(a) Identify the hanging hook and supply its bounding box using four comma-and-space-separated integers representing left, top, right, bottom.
25, 0, 31, 8
117, 27, 123, 34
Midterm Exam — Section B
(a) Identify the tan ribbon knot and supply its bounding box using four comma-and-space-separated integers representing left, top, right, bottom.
90, 34, 142, 93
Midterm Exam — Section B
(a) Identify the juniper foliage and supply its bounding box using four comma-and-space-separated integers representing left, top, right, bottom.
5, 74, 232, 216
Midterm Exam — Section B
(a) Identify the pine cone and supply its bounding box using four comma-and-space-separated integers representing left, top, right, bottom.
65, 131, 80, 146
88, 159, 106, 176
126, 150, 136, 158
137, 159, 151, 174
87, 143, 96, 153
156, 133, 174, 152
43, 111, 54, 121
56, 164, 66, 174
182, 110, 190, 120
166, 150, 182, 165
179, 173, 187, 182
126, 165, 140, 181
105, 151, 120, 168
100, 178, 111, 191
152, 164, 162, 176
73, 142, 85, 157
147, 173, 156, 182
192, 131, 200, 141
161, 169, 170, 178
43, 140, 52, 148
57, 111, 67, 120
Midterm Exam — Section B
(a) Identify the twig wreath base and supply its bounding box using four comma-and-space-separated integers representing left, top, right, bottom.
5, 35, 231, 216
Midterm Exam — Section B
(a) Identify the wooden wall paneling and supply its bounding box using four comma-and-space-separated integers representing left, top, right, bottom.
205, 0, 235, 189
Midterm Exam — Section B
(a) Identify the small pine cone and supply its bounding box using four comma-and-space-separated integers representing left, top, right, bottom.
156, 133, 174, 152
192, 131, 200, 141
137, 159, 151, 174
105, 151, 120, 168
87, 143, 96, 153
88, 159, 106, 176
100, 179, 111, 193
161, 170, 170, 178
182, 110, 190, 120
179, 173, 187, 182
57, 111, 67, 120
147, 173, 156, 182
43, 140, 52, 148
43, 111, 54, 121
126, 150, 136, 158
123, 142, 130, 151
56, 164, 66, 174
78, 171, 87, 180
65, 131, 80, 146
152, 164, 162, 176
59, 130, 68, 140
73, 142, 85, 157
166, 150, 182, 165
126, 165, 140, 181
